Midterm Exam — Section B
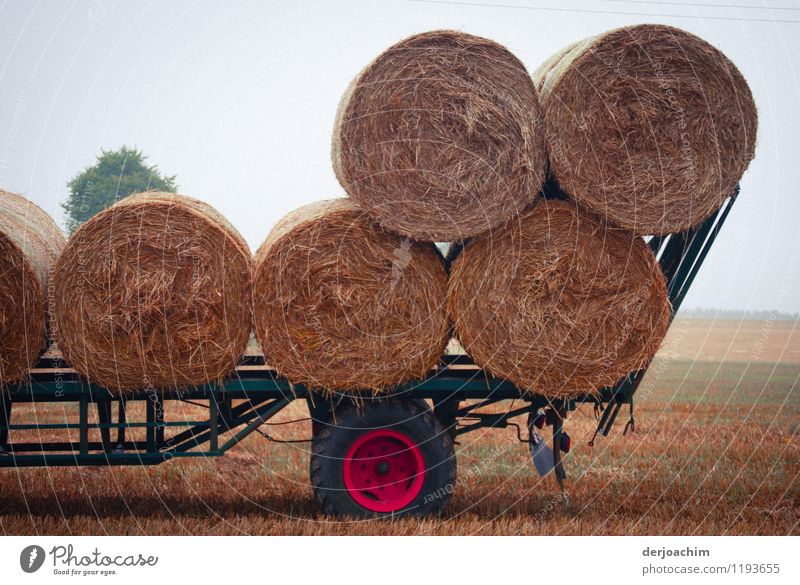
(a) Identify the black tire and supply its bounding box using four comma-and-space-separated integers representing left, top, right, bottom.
310, 398, 456, 518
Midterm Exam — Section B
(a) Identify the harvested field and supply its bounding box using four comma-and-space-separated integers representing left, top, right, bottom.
1, 319, 796, 535
660, 318, 800, 363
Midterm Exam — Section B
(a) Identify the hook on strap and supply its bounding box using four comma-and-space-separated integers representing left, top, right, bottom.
623, 399, 635, 435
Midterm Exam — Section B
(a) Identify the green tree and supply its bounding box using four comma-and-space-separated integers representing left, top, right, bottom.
62, 146, 177, 233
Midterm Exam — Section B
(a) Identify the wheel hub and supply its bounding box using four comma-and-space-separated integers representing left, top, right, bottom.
342, 429, 426, 513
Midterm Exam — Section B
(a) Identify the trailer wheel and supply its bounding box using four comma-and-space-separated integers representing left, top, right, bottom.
310, 398, 456, 518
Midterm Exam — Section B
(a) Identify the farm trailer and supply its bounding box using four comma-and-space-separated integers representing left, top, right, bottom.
0, 185, 738, 518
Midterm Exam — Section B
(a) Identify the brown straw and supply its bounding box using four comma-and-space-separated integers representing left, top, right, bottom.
447, 199, 671, 398
536, 24, 757, 236
0, 189, 66, 383
333, 30, 547, 241
51, 191, 252, 393
253, 198, 449, 393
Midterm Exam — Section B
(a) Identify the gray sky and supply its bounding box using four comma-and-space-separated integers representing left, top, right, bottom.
1, 0, 799, 313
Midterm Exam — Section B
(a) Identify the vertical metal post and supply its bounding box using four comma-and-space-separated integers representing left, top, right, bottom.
433, 396, 460, 441
146, 397, 156, 453
0, 392, 11, 451
97, 400, 112, 452
551, 403, 568, 509
116, 398, 126, 451
146, 393, 165, 452
552, 421, 566, 484
209, 394, 219, 452
155, 392, 165, 448
79, 397, 89, 455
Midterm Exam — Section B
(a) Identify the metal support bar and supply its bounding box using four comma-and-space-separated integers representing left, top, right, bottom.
116, 399, 126, 451
209, 395, 219, 452
648, 234, 667, 255
96, 400, 112, 452
78, 397, 89, 455
601, 401, 623, 437
155, 393, 165, 447
306, 394, 333, 435
145, 395, 162, 453
455, 397, 507, 417
552, 404, 567, 489
4, 440, 158, 452
217, 394, 233, 426
455, 404, 537, 436
671, 198, 736, 312
166, 397, 272, 453
589, 399, 614, 446
1, 453, 200, 467
3, 421, 206, 431
433, 396, 459, 438
667, 233, 709, 300
0, 392, 11, 451
219, 398, 291, 452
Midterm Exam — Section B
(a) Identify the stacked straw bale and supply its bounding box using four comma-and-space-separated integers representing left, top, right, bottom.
447, 200, 671, 398
51, 192, 252, 392
253, 199, 449, 392
333, 30, 546, 241
535, 24, 757, 235
0, 189, 66, 383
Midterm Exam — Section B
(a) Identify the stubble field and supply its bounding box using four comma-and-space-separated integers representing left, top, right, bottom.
1, 318, 798, 535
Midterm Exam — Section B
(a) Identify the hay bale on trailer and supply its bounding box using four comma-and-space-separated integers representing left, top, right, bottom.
333, 30, 547, 241
253, 198, 449, 392
447, 200, 670, 398
51, 192, 252, 393
0, 190, 66, 383
536, 24, 757, 236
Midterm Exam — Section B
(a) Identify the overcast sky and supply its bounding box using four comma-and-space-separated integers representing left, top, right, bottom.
1, 0, 799, 313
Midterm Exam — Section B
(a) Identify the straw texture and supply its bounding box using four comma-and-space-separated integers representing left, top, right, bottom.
51, 192, 252, 392
0, 189, 66, 383
447, 199, 671, 398
536, 24, 757, 236
333, 30, 546, 241
253, 198, 449, 392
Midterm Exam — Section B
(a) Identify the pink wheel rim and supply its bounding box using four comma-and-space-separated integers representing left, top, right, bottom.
342, 429, 426, 513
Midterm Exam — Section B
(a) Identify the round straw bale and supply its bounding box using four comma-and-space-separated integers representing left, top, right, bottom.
537, 24, 757, 235
0, 189, 66, 383
333, 30, 546, 241
51, 192, 252, 392
253, 198, 449, 392
447, 199, 670, 398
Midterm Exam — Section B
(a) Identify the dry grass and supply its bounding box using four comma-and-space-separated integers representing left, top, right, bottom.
1, 319, 797, 535
661, 318, 800, 363
447, 199, 670, 398
537, 24, 758, 236
333, 30, 546, 241
253, 199, 449, 392
51, 192, 252, 393
0, 189, 66, 384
